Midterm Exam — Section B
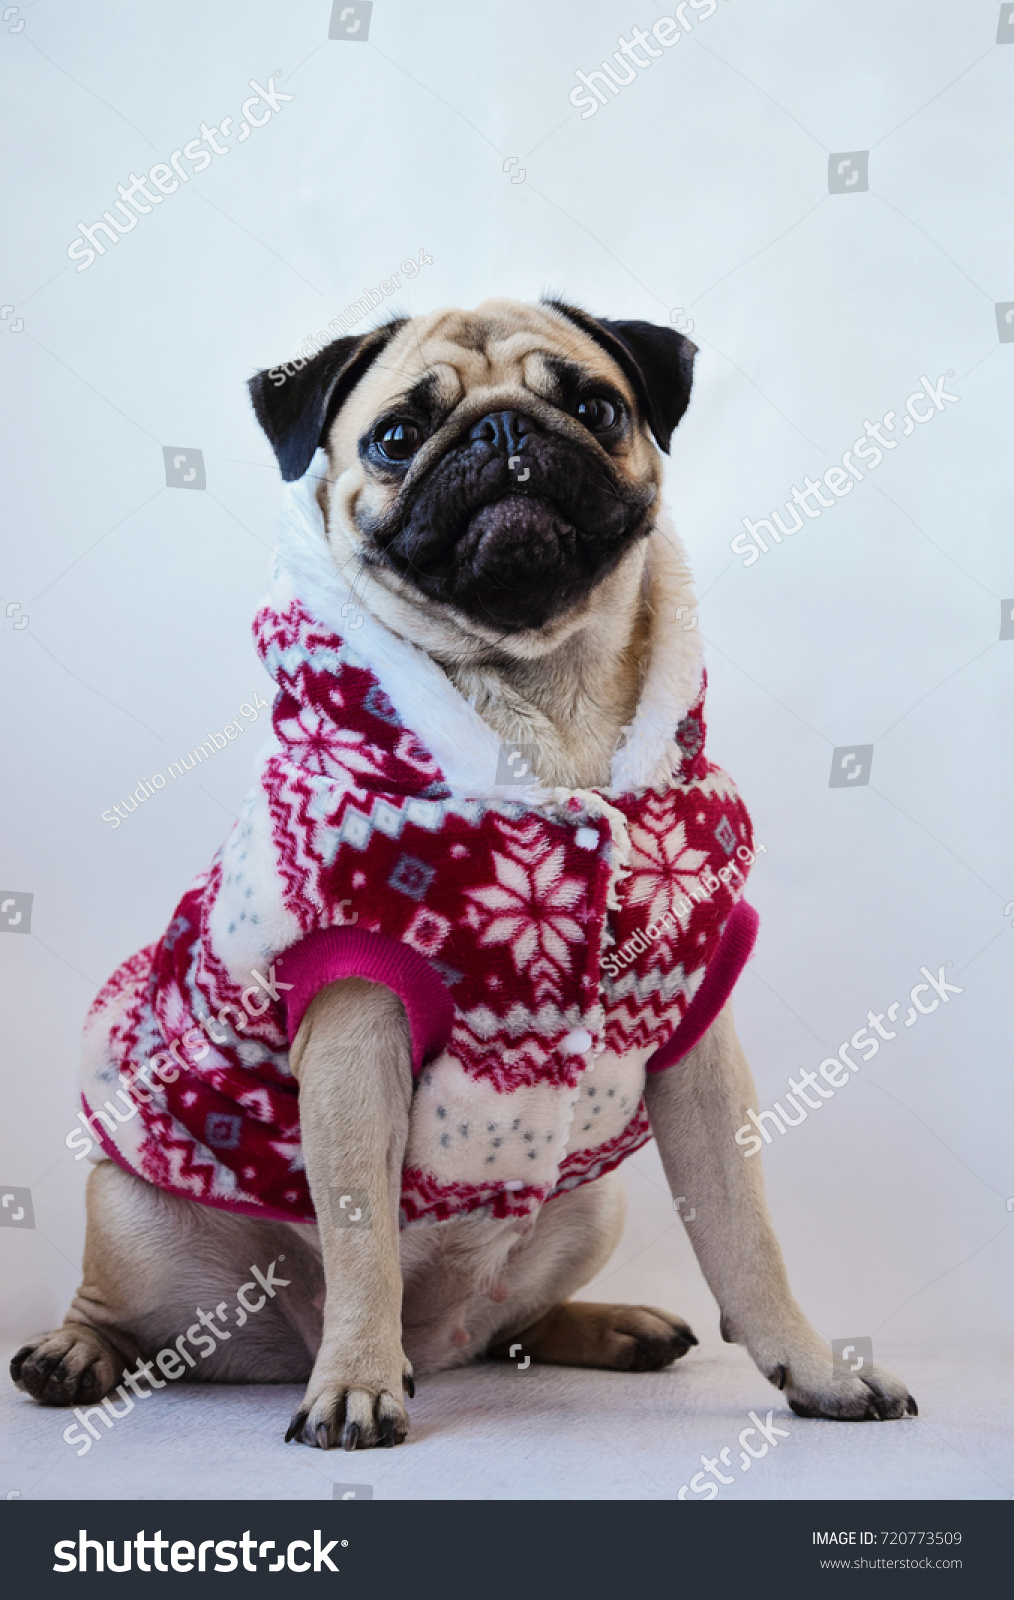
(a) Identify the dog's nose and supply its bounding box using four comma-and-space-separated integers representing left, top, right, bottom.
468, 410, 538, 456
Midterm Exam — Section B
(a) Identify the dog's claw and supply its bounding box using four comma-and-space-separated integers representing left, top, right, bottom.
9, 1346, 31, 1385
403, 1372, 415, 1399
287, 1382, 408, 1450
906, 1394, 918, 1416
789, 1392, 894, 1423
773, 1363, 787, 1391
285, 1410, 307, 1444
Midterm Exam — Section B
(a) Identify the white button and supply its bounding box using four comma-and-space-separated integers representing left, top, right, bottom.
560, 1028, 593, 1055
574, 827, 598, 850
503, 1180, 524, 1191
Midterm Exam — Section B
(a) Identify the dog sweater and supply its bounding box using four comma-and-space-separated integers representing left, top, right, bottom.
81, 465, 758, 1229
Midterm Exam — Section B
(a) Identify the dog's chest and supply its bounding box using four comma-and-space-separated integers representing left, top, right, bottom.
440, 634, 645, 790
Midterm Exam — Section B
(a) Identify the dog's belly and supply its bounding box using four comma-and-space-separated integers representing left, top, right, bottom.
399, 1214, 525, 1373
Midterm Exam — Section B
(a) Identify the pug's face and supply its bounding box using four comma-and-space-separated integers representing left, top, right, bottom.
250, 298, 695, 640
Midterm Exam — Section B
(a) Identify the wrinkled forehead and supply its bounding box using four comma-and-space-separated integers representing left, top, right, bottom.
353, 300, 633, 415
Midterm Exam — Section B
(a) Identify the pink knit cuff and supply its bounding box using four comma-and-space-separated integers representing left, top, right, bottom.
645, 899, 759, 1075
274, 928, 455, 1076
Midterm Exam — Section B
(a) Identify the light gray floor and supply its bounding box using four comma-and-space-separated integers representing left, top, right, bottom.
5, 1146, 1013, 1501
3, 1343, 1011, 1502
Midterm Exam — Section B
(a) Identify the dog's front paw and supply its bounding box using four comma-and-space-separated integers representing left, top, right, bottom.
286, 1353, 414, 1450
760, 1344, 916, 1422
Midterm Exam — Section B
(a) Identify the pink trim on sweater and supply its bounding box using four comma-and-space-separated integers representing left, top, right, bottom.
275, 927, 455, 1074
277, 904, 756, 1084
645, 899, 759, 1074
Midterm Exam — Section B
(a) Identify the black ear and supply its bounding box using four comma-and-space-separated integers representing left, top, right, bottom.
248, 320, 407, 481
544, 300, 697, 454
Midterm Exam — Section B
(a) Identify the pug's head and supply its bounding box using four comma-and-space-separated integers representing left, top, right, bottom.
249, 298, 695, 645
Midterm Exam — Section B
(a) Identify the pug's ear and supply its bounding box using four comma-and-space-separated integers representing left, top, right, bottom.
248, 319, 407, 481
545, 300, 697, 454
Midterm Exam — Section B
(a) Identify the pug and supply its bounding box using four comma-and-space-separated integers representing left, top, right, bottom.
12, 299, 915, 1451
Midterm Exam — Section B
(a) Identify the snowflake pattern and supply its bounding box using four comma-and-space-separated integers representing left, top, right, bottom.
625, 816, 710, 928
466, 846, 586, 974
274, 703, 372, 778
83, 598, 755, 1230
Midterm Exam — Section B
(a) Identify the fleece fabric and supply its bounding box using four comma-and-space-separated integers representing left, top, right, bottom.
81, 460, 757, 1229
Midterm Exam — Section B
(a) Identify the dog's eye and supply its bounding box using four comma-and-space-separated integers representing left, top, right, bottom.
376, 420, 425, 462
575, 396, 619, 432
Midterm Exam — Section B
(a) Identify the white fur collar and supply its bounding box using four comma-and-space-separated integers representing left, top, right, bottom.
269, 454, 703, 797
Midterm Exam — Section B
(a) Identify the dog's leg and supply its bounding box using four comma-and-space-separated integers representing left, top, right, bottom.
285, 978, 414, 1450
490, 1301, 697, 1372
644, 1002, 917, 1421
10, 1160, 322, 1407
9, 1158, 139, 1406
478, 1174, 696, 1373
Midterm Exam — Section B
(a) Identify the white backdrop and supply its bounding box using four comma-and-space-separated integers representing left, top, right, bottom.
2, 0, 1011, 1386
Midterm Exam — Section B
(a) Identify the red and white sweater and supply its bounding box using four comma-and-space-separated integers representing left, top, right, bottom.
81, 463, 758, 1229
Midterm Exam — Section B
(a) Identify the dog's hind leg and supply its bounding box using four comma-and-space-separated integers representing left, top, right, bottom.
489, 1300, 698, 1372
478, 1172, 696, 1373
10, 1159, 324, 1408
